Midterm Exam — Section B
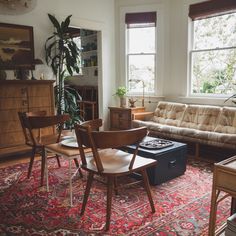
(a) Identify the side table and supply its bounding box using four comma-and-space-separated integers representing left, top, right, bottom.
108, 106, 145, 130
208, 155, 236, 236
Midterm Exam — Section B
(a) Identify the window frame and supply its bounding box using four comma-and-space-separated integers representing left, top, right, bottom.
188, 12, 236, 97
126, 23, 157, 96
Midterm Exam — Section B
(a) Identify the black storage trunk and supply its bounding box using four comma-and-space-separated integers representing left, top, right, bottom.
121, 136, 187, 185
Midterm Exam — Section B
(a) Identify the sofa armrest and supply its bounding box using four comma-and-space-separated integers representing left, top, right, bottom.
132, 111, 154, 121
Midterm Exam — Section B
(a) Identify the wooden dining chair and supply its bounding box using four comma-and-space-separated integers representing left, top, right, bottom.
18, 111, 72, 186
75, 119, 157, 231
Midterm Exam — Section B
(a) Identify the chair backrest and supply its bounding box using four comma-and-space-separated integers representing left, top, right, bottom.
26, 111, 47, 139
18, 111, 46, 146
26, 110, 47, 117
75, 119, 147, 172
18, 112, 70, 146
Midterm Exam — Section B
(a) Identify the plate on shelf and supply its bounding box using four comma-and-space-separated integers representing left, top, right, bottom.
60, 138, 78, 148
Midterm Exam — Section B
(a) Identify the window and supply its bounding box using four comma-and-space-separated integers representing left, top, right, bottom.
125, 12, 156, 95
189, 1, 236, 96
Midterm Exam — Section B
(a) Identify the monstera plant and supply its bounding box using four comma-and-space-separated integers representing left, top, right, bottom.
45, 14, 83, 128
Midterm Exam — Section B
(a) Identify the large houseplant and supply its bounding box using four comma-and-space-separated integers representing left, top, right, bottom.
45, 14, 82, 128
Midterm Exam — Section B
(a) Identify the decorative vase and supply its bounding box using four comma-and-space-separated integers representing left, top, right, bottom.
120, 97, 126, 108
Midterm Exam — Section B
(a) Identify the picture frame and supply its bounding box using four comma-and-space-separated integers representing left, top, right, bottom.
0, 22, 34, 70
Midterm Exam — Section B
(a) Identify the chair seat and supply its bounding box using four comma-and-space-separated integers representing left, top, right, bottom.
84, 148, 157, 175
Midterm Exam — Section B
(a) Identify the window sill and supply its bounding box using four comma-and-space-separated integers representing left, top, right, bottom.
177, 96, 234, 106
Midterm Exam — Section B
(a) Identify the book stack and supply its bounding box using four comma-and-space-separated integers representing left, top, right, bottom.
225, 213, 236, 236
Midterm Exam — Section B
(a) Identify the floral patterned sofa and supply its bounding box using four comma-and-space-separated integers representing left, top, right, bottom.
132, 101, 236, 155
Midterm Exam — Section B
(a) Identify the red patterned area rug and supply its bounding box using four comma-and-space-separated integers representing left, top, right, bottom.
0, 158, 231, 236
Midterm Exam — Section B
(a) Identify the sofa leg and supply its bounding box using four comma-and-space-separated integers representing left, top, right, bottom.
195, 143, 199, 159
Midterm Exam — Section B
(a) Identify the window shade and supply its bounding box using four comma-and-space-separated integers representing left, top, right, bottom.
189, 0, 236, 20
125, 12, 156, 28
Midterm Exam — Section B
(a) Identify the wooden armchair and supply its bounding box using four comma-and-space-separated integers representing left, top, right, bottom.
75, 119, 157, 231
18, 111, 71, 186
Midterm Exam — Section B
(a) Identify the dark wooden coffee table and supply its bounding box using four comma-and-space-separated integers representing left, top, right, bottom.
121, 136, 187, 185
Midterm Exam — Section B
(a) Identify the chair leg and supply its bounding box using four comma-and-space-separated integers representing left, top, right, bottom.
73, 158, 83, 178
81, 172, 94, 215
141, 170, 155, 213
208, 188, 218, 236
27, 148, 36, 178
56, 154, 61, 167
40, 149, 46, 186
105, 177, 114, 231
114, 177, 118, 195
74, 158, 79, 168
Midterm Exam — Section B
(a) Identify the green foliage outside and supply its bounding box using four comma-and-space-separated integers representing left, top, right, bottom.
192, 13, 236, 96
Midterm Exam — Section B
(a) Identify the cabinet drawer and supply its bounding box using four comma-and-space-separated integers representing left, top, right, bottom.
0, 120, 22, 133
0, 98, 28, 110
28, 85, 51, 97
28, 96, 52, 108
0, 109, 27, 122
111, 110, 130, 121
0, 131, 25, 147
0, 86, 28, 98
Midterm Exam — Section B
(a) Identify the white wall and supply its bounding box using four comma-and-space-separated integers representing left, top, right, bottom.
0, 0, 116, 129
115, 0, 230, 107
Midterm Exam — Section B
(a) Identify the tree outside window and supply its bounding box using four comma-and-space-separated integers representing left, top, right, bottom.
190, 12, 236, 95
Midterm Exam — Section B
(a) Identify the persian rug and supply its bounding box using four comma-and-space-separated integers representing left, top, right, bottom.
0, 158, 231, 236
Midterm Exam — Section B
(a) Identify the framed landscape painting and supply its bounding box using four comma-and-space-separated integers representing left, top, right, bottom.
0, 23, 34, 69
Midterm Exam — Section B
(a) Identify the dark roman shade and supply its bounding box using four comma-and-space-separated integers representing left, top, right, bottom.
125, 12, 156, 28
189, 0, 236, 20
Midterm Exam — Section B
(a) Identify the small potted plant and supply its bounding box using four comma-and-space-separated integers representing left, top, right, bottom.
114, 86, 128, 107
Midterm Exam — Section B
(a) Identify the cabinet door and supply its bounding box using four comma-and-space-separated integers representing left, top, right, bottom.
110, 109, 132, 130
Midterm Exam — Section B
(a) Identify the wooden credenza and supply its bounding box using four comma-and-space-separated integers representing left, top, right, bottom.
0, 80, 55, 158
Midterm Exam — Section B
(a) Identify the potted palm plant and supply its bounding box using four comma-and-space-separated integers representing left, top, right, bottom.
45, 14, 83, 128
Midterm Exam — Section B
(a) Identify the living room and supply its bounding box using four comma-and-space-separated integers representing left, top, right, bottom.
0, 0, 236, 235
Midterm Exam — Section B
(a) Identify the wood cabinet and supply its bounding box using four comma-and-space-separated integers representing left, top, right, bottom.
108, 106, 145, 130
0, 80, 55, 158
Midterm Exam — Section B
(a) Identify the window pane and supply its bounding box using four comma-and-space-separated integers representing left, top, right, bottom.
128, 55, 155, 93
193, 13, 236, 50
191, 49, 236, 94
128, 26, 155, 53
